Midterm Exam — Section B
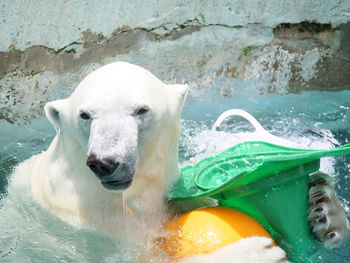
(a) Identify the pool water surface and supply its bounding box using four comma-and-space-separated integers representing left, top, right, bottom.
0, 89, 349, 262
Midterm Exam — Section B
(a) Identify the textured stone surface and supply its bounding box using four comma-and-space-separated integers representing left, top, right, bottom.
0, 0, 350, 124
1, 0, 350, 52
340, 22, 350, 61
0, 24, 276, 124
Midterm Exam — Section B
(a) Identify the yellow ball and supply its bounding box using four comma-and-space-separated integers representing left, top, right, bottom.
161, 207, 273, 260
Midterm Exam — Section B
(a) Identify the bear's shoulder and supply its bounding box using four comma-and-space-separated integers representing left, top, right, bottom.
11, 154, 39, 189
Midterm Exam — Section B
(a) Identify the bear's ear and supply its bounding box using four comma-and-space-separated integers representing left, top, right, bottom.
44, 99, 67, 129
167, 84, 188, 112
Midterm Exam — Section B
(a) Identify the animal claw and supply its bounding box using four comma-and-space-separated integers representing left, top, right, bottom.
308, 172, 348, 247
326, 231, 336, 239
313, 206, 323, 213
317, 215, 327, 224
311, 191, 325, 199
309, 178, 327, 187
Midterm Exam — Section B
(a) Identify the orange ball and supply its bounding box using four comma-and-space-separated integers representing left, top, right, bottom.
161, 207, 273, 260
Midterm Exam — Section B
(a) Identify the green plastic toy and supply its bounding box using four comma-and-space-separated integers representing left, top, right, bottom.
168, 110, 350, 262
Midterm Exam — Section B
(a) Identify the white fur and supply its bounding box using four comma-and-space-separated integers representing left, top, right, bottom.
12, 62, 188, 235
179, 237, 287, 263
15, 62, 343, 262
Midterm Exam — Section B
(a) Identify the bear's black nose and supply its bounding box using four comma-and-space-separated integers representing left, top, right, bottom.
87, 154, 119, 178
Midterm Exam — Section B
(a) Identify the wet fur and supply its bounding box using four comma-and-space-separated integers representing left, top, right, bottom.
11, 63, 348, 263
308, 171, 348, 247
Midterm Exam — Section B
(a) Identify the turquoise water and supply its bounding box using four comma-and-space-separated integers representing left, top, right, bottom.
1, 89, 350, 262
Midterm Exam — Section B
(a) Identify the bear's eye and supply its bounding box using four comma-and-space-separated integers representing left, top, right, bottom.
135, 106, 150, 116
79, 112, 91, 120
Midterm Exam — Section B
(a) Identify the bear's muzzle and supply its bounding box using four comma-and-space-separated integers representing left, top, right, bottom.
87, 153, 134, 191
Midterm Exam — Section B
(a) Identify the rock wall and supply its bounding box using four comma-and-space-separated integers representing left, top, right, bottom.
1, 0, 350, 124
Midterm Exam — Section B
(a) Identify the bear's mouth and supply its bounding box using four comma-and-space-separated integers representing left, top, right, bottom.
102, 179, 133, 191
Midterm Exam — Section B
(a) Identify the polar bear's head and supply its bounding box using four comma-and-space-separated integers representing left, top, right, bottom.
44, 62, 187, 192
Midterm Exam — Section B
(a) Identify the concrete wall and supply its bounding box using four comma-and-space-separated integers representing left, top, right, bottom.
1, 0, 350, 124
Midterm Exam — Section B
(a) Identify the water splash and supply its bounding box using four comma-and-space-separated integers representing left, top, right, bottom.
0, 90, 350, 262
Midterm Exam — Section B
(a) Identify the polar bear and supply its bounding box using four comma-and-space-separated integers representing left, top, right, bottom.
11, 62, 347, 262
15, 62, 187, 233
